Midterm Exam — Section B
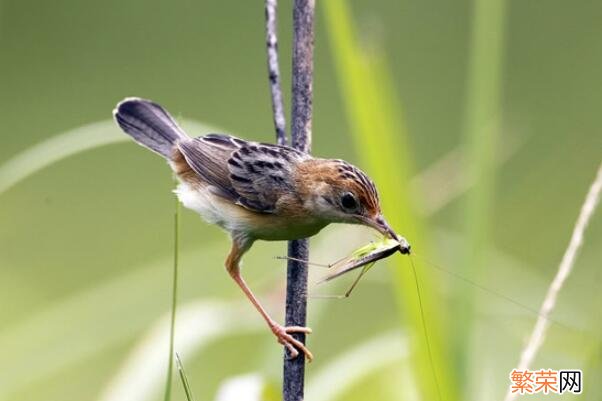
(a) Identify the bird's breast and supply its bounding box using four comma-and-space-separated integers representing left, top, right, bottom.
245, 213, 328, 241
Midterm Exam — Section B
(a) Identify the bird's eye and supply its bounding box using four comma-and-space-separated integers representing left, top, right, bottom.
341, 192, 358, 212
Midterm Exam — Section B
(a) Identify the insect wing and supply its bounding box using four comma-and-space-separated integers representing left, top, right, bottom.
320, 239, 400, 282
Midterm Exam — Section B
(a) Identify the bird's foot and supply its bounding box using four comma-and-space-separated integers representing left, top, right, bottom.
271, 324, 313, 362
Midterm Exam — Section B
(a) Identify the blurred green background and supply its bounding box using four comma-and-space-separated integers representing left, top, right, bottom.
0, 0, 600, 400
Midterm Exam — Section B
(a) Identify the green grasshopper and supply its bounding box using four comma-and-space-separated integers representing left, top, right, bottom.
313, 235, 439, 396
317, 236, 410, 298
279, 236, 410, 298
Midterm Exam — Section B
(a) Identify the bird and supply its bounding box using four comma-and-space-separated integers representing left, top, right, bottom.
113, 97, 410, 361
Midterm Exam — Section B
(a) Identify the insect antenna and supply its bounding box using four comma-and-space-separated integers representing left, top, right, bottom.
408, 255, 442, 401
411, 252, 569, 330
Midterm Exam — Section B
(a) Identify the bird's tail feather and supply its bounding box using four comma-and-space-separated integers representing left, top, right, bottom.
113, 97, 187, 159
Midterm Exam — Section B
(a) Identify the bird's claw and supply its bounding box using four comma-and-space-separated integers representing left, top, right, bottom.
272, 324, 313, 362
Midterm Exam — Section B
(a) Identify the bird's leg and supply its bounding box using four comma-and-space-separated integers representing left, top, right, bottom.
226, 241, 314, 361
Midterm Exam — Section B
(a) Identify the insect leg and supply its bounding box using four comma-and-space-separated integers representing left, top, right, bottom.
275, 255, 347, 269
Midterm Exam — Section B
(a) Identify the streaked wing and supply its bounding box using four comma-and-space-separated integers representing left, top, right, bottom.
177, 134, 243, 201
177, 134, 307, 213
227, 142, 308, 212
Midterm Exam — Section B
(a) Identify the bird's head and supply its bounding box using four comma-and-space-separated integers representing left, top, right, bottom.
297, 159, 410, 254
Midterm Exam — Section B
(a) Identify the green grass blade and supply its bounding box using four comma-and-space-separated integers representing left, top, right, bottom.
163, 193, 181, 401
175, 353, 196, 401
457, 0, 506, 391
321, 1, 457, 399
0, 119, 220, 195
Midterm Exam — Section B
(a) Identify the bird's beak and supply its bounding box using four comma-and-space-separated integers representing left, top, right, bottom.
359, 215, 411, 255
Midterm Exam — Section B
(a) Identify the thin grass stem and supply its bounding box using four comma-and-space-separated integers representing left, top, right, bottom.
265, 0, 288, 145
283, 1, 315, 399
504, 163, 602, 401
176, 353, 196, 401
163, 191, 181, 401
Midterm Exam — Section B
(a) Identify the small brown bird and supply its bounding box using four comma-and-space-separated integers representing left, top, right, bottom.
113, 98, 409, 360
